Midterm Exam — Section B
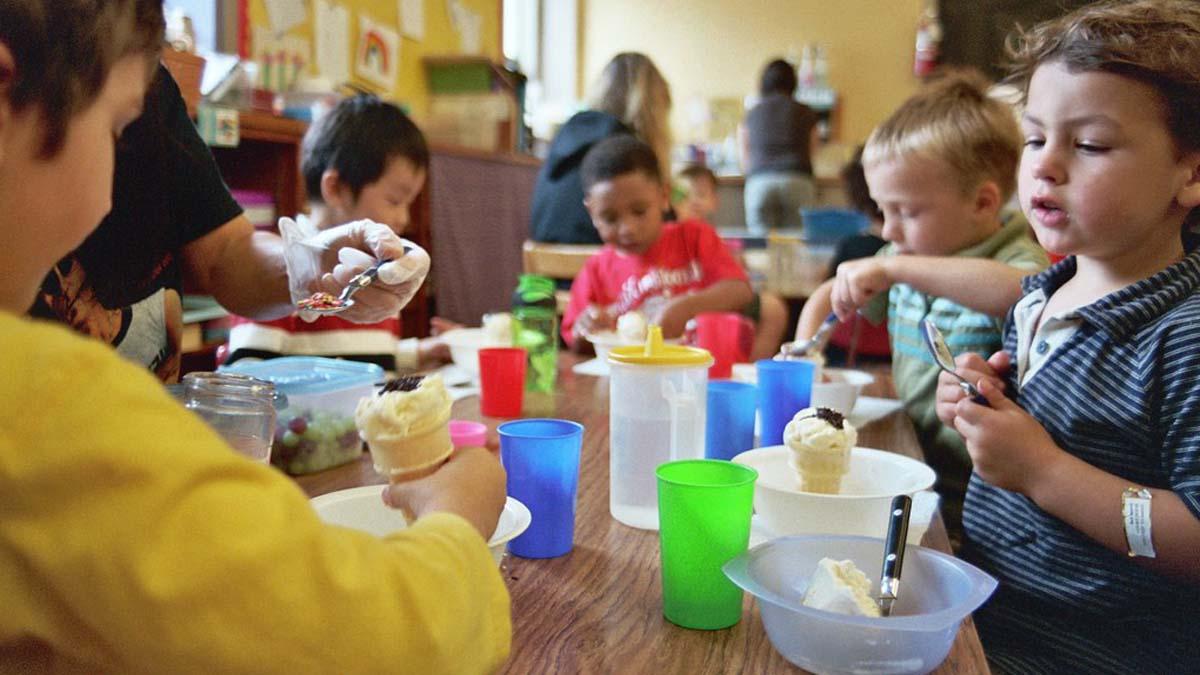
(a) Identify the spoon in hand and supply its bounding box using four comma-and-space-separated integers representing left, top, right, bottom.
297, 258, 394, 315
778, 312, 838, 360
920, 319, 988, 405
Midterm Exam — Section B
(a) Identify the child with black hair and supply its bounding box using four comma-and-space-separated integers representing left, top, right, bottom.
564, 135, 787, 359
673, 164, 720, 223
226, 95, 449, 371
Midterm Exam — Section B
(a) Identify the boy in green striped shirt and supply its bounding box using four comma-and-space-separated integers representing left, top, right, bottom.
796, 71, 1048, 537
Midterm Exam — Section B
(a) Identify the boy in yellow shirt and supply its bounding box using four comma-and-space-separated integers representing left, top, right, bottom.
0, 2, 510, 672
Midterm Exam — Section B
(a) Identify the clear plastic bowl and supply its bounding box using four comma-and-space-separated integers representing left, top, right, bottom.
724, 535, 996, 675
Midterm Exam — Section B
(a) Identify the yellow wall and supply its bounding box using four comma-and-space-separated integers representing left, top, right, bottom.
248, 0, 500, 119
581, 0, 925, 146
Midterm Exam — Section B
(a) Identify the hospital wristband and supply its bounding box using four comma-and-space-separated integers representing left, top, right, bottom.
1121, 487, 1156, 558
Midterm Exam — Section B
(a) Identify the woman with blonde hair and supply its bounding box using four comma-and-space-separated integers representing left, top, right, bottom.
531, 52, 673, 244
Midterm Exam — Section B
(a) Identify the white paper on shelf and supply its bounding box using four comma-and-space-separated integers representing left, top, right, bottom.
399, 0, 425, 40
314, 0, 350, 85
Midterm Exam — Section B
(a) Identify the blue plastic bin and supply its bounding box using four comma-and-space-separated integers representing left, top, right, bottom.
801, 208, 870, 242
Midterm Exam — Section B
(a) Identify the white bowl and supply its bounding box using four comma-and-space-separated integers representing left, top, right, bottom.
310, 486, 532, 566
724, 535, 997, 675
585, 330, 637, 364
731, 445, 935, 537
441, 328, 487, 378
811, 369, 875, 415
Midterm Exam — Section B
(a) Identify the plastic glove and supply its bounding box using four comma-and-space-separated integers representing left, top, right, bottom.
280, 215, 431, 323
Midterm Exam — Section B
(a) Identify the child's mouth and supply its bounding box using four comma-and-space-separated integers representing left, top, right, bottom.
1030, 196, 1068, 227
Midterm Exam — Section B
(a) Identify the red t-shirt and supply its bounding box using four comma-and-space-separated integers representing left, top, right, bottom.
561, 220, 748, 345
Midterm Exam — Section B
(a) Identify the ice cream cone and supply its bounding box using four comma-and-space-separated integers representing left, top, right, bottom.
364, 411, 453, 481
789, 452, 850, 494
784, 407, 857, 495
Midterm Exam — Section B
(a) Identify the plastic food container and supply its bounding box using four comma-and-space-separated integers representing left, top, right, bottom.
222, 357, 383, 475
723, 535, 997, 675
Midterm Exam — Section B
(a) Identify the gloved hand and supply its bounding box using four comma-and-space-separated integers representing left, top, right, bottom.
280, 216, 431, 323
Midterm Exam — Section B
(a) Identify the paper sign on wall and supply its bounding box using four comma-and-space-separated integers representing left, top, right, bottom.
357, 14, 401, 89
315, 0, 350, 85
265, 0, 309, 34
400, 0, 425, 41
446, 0, 482, 54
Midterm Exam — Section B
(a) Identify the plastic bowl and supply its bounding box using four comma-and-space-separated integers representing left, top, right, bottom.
441, 328, 487, 379
310, 486, 531, 566
586, 330, 636, 364
724, 535, 996, 675
731, 446, 935, 537
811, 369, 875, 416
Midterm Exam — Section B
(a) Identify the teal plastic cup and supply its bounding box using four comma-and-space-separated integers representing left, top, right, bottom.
656, 459, 758, 629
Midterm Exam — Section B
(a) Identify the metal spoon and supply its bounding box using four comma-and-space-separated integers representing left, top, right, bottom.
778, 312, 838, 359
297, 258, 394, 315
920, 318, 988, 405
878, 494, 912, 617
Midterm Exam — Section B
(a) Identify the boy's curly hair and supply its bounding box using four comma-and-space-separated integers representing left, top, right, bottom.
0, 0, 164, 158
1006, 0, 1200, 231
862, 68, 1022, 202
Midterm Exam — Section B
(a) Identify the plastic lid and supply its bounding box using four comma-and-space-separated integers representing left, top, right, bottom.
608, 326, 714, 366
221, 356, 383, 395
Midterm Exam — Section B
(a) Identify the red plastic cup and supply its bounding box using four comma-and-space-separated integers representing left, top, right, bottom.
479, 347, 526, 417
449, 419, 489, 448
693, 312, 754, 379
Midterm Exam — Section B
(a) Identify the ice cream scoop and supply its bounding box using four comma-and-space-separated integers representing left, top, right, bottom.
785, 406, 858, 494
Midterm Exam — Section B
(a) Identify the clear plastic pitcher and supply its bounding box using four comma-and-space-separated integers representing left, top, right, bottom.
608, 326, 713, 530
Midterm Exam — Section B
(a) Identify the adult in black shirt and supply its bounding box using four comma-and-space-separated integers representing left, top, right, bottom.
531, 52, 672, 244
30, 67, 417, 382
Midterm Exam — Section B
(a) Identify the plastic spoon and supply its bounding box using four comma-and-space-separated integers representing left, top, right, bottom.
878, 494, 912, 617
920, 319, 988, 405
778, 312, 838, 360
297, 258, 394, 315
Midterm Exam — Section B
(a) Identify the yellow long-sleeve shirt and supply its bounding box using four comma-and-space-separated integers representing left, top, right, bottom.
0, 313, 510, 673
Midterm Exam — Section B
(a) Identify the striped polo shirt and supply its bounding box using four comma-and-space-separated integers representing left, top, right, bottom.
862, 213, 1049, 501
964, 252, 1200, 673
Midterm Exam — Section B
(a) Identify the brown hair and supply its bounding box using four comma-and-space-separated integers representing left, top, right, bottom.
587, 52, 673, 185
1006, 0, 1200, 157
677, 164, 717, 190
0, 0, 164, 157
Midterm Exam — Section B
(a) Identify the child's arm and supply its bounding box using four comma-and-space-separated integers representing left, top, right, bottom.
657, 279, 753, 338
832, 256, 1028, 320
954, 380, 1200, 583
795, 279, 835, 340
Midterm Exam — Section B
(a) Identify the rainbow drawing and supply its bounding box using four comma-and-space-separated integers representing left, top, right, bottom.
362, 30, 389, 72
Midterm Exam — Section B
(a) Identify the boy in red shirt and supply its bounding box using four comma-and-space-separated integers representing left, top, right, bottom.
564, 136, 786, 359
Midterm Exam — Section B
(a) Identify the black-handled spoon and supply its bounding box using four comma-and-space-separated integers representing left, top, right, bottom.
878, 494, 912, 617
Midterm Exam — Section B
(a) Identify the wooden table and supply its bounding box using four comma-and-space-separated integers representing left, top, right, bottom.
297, 356, 989, 674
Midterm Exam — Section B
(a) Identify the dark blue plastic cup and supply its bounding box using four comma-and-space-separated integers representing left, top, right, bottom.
756, 360, 815, 446
705, 380, 758, 461
498, 418, 584, 558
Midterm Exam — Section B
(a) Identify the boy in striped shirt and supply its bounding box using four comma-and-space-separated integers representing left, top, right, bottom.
795, 71, 1048, 534
937, 1, 1200, 671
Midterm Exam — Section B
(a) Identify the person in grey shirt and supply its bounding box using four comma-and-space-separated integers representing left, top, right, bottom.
739, 59, 819, 233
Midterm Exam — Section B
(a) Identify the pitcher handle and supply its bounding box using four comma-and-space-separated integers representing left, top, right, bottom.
661, 377, 695, 463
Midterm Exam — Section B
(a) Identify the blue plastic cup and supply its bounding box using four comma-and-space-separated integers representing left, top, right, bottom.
705, 380, 758, 461
756, 359, 815, 446
498, 419, 584, 558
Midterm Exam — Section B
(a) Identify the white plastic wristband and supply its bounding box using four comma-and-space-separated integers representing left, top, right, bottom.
1121, 487, 1156, 558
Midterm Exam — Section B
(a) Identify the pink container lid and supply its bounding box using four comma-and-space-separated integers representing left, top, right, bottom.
449, 419, 489, 449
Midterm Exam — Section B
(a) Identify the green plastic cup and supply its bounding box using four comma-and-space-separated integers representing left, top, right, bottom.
656, 459, 758, 630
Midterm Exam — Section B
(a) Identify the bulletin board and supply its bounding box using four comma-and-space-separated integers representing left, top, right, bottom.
246, 0, 501, 118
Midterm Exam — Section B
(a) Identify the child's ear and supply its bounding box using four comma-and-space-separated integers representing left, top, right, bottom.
972, 180, 1002, 217
1176, 152, 1200, 210
0, 42, 16, 161
319, 169, 351, 210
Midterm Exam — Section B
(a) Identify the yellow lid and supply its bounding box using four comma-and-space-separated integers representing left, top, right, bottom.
608, 325, 714, 366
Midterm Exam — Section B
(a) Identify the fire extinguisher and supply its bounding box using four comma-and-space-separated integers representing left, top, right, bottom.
914, 4, 942, 78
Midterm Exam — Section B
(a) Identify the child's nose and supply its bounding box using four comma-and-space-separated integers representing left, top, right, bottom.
1030, 147, 1066, 184
881, 215, 902, 243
